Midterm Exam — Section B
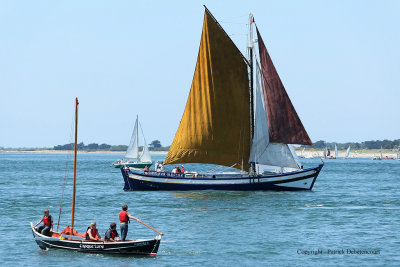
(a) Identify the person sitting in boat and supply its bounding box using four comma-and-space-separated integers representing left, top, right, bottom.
144, 165, 150, 173
34, 209, 53, 236
86, 222, 101, 241
172, 166, 177, 173
120, 204, 138, 241
159, 162, 165, 172
181, 165, 185, 173
154, 161, 159, 171
104, 222, 120, 242
176, 166, 181, 173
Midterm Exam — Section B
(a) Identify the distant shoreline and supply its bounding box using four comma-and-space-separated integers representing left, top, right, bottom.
0, 149, 397, 159
0, 150, 168, 155
294, 148, 398, 159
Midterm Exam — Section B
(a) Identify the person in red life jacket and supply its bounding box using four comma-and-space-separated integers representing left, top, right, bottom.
104, 222, 120, 242
86, 222, 101, 241
34, 209, 53, 236
181, 165, 185, 173
119, 204, 138, 241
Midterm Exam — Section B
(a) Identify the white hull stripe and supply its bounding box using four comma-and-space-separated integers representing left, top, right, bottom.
128, 170, 316, 185
274, 177, 315, 189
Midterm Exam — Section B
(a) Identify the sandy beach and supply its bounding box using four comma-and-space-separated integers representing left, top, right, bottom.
295, 148, 399, 159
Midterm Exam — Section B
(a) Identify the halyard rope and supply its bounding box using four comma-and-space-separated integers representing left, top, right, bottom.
56, 106, 75, 232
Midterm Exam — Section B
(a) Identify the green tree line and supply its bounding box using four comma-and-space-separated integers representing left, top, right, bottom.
53, 140, 170, 151
310, 139, 400, 150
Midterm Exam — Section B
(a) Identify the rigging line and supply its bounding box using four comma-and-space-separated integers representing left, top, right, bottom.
209, 163, 238, 173
228, 34, 247, 37
220, 14, 248, 19
57, 105, 75, 232
203, 5, 250, 66
219, 21, 247, 25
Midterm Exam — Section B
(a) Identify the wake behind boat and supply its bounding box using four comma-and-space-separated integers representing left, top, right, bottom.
113, 115, 152, 169
119, 7, 324, 191
32, 98, 162, 255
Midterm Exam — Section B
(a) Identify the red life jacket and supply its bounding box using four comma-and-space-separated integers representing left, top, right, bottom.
43, 215, 52, 226
86, 227, 98, 239
104, 229, 117, 240
119, 210, 129, 222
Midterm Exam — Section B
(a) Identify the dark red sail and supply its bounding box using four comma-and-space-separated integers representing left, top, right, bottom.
256, 27, 312, 145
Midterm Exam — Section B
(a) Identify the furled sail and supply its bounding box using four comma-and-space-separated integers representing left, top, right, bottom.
249, 61, 301, 169
256, 27, 312, 145
164, 9, 250, 170
125, 118, 139, 159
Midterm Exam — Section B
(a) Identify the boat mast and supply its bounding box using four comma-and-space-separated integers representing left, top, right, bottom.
247, 13, 255, 173
136, 115, 139, 160
71, 97, 78, 230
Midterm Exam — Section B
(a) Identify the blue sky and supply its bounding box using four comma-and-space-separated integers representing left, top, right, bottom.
0, 0, 399, 147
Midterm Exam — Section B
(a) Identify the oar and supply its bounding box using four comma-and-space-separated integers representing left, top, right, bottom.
133, 217, 163, 235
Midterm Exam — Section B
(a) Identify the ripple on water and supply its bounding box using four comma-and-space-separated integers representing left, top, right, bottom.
0, 154, 398, 265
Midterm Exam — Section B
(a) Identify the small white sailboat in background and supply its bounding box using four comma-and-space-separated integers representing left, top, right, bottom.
345, 145, 351, 159
397, 147, 400, 160
113, 115, 152, 168
334, 144, 338, 159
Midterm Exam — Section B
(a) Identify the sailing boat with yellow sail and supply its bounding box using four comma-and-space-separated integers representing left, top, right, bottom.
121, 7, 323, 191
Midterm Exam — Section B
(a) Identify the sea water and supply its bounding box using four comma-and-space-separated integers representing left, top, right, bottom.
0, 153, 399, 266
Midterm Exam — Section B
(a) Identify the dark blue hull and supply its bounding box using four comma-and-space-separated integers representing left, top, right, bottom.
121, 164, 323, 191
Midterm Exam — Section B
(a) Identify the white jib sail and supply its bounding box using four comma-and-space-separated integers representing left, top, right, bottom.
249, 61, 300, 170
125, 117, 139, 159
345, 146, 351, 158
335, 144, 338, 158
138, 122, 152, 163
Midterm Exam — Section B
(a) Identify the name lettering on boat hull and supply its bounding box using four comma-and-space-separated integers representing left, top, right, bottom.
80, 244, 105, 249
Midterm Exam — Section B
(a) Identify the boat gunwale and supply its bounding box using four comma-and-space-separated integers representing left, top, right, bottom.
127, 164, 324, 181
31, 223, 161, 245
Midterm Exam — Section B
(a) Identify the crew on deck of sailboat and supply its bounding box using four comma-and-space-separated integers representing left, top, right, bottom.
120, 6, 324, 191
32, 98, 162, 255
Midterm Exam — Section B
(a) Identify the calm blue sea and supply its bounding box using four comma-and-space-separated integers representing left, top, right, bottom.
0, 153, 399, 266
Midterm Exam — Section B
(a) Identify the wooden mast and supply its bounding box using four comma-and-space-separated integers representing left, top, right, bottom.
248, 13, 255, 173
71, 97, 79, 230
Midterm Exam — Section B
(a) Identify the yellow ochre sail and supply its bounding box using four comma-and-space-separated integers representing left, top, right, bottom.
164, 10, 250, 170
